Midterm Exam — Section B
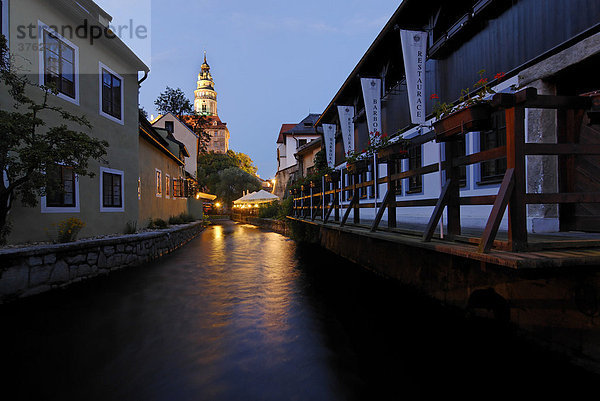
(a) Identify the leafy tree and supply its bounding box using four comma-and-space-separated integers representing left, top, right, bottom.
0, 35, 109, 242
154, 87, 193, 119
154, 86, 211, 152
197, 150, 259, 193
215, 167, 261, 206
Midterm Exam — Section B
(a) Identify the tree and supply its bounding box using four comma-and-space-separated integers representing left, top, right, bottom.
197, 150, 259, 193
215, 167, 261, 206
154, 87, 193, 119
0, 35, 109, 242
154, 87, 211, 152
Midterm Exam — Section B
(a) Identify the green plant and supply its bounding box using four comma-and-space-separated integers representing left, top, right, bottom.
169, 215, 184, 225
258, 201, 280, 219
345, 131, 393, 164
124, 220, 137, 234
179, 212, 196, 223
54, 217, 85, 243
432, 70, 505, 120
148, 218, 169, 229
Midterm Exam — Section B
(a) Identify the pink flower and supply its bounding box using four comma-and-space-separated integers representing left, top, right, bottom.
430, 94, 439, 100
494, 72, 505, 80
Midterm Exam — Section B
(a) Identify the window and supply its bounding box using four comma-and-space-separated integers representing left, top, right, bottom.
46, 165, 76, 207
98, 63, 123, 123
407, 145, 422, 193
165, 121, 174, 133
165, 175, 171, 198
156, 169, 162, 197
479, 111, 507, 184
391, 160, 402, 194
298, 139, 307, 148
43, 30, 76, 99
173, 178, 183, 197
100, 167, 124, 212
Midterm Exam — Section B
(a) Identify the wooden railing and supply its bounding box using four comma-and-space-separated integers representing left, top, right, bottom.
291, 88, 598, 253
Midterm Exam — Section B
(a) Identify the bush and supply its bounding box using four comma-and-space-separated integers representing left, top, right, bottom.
258, 201, 280, 218
54, 217, 85, 243
169, 215, 184, 225
179, 212, 196, 223
124, 220, 137, 234
148, 218, 169, 229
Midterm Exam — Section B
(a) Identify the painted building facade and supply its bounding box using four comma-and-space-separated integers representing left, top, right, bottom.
1, 0, 148, 244
151, 112, 199, 179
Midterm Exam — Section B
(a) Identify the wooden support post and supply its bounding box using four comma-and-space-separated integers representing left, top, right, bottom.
371, 189, 393, 232
341, 194, 358, 227
387, 161, 397, 228
334, 179, 340, 222
445, 140, 461, 239
324, 190, 339, 223
423, 179, 452, 242
353, 173, 360, 224
310, 187, 314, 220
505, 107, 528, 251
479, 169, 515, 253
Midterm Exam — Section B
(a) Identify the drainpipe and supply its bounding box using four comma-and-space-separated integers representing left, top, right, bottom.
138, 70, 149, 86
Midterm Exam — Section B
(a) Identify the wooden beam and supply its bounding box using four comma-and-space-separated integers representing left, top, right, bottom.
479, 168, 515, 253
340, 194, 358, 227
524, 143, 600, 155
324, 190, 339, 223
505, 107, 528, 251
525, 192, 600, 204
423, 179, 453, 242
370, 189, 393, 232
452, 146, 506, 167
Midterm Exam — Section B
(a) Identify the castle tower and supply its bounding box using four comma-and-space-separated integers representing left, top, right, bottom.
194, 52, 217, 116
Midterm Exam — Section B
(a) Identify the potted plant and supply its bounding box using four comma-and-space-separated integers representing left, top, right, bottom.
377, 136, 411, 162
432, 70, 503, 142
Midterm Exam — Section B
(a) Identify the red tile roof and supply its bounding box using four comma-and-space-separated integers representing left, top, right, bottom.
277, 124, 296, 143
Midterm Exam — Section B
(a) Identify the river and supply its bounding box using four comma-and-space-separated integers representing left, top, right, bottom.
0, 221, 597, 400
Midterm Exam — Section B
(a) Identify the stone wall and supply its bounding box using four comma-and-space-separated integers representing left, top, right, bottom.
0, 221, 206, 304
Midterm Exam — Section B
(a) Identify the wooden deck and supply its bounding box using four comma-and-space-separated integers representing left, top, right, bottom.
288, 216, 600, 270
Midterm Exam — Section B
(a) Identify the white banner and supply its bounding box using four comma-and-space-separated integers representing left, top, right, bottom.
400, 30, 428, 124
337, 105, 355, 155
322, 124, 336, 168
361, 78, 382, 135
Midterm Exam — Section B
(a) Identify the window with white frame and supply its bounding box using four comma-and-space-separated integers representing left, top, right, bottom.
100, 167, 124, 212
165, 174, 170, 198
41, 164, 80, 213
155, 169, 162, 197
39, 22, 79, 104
99, 62, 124, 124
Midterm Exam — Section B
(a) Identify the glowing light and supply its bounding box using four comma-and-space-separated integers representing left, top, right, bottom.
215, 202, 221, 208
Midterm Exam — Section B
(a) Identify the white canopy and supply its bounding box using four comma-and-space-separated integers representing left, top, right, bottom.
234, 190, 279, 204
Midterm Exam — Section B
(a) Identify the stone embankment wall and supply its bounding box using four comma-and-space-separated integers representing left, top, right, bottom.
0, 221, 205, 304
231, 214, 291, 237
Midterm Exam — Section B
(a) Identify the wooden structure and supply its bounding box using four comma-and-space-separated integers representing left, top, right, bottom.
292, 89, 600, 254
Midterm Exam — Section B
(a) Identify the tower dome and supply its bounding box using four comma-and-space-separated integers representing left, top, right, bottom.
194, 51, 217, 115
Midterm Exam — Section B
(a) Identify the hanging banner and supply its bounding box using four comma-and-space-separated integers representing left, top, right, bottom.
337, 105, 355, 155
360, 78, 382, 135
400, 30, 428, 125
322, 124, 336, 168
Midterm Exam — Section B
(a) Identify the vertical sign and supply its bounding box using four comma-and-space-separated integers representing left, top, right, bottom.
322, 124, 336, 168
400, 30, 428, 124
337, 105, 355, 155
361, 78, 382, 135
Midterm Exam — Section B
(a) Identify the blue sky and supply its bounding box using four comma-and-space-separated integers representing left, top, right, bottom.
95, 0, 401, 178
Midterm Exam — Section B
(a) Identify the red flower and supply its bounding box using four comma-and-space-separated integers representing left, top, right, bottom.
494, 72, 505, 80
477, 78, 488, 85
430, 94, 439, 100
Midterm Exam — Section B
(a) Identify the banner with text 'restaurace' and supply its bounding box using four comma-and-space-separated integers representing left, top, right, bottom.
360, 78, 382, 135
322, 124, 336, 168
337, 105, 355, 155
400, 30, 428, 124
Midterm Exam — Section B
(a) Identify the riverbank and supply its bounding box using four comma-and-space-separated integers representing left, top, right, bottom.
230, 214, 291, 237
0, 221, 207, 304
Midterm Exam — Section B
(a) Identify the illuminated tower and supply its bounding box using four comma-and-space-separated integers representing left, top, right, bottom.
194, 52, 217, 116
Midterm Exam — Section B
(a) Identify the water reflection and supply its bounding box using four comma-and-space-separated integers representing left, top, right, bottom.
0, 221, 598, 400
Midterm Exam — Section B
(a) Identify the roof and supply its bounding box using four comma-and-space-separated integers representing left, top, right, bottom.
277, 124, 297, 143
181, 115, 229, 130
139, 113, 185, 165
152, 113, 200, 139
296, 137, 322, 156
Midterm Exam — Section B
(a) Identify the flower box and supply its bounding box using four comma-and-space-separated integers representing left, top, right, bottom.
377, 142, 409, 162
433, 103, 493, 142
346, 159, 371, 175
324, 171, 340, 183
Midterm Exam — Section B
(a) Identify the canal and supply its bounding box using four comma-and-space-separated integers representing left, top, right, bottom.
1, 220, 598, 400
